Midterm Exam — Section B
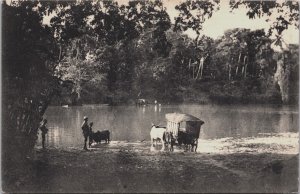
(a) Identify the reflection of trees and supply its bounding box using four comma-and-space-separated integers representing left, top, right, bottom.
277, 113, 298, 133
41, 105, 299, 147
198, 107, 299, 139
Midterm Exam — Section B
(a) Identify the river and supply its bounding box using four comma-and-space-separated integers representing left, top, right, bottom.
39, 104, 298, 148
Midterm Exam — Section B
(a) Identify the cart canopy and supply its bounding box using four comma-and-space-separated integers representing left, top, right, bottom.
165, 113, 203, 123
165, 113, 204, 138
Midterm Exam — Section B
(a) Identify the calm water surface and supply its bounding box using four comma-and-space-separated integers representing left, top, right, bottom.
39, 104, 299, 148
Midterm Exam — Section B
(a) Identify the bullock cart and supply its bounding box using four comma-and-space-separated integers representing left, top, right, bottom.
165, 113, 204, 152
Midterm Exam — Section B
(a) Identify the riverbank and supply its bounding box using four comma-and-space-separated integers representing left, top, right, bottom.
51, 78, 299, 106
3, 133, 298, 193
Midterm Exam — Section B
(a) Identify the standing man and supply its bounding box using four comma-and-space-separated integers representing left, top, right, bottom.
81, 116, 89, 150
39, 119, 48, 149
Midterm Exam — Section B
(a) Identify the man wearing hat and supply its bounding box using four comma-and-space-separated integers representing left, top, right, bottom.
39, 118, 48, 149
81, 116, 89, 150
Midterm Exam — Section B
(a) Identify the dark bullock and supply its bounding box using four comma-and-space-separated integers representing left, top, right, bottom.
177, 131, 198, 152
164, 132, 176, 152
89, 130, 110, 147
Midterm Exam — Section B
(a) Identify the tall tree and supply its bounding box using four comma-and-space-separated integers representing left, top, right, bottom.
174, 0, 220, 45
174, 0, 220, 80
2, 1, 60, 156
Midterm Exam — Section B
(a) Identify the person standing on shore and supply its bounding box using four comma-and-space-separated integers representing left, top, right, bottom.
39, 119, 48, 149
81, 116, 89, 150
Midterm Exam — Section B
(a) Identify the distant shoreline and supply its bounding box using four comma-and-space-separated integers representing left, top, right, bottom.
55, 101, 299, 107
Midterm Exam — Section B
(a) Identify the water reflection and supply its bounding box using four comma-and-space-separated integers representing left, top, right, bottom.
38, 104, 298, 148
142, 106, 145, 114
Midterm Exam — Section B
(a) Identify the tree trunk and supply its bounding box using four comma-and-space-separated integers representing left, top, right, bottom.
274, 56, 290, 103
3, 77, 56, 160
228, 64, 231, 80
195, 59, 203, 80
243, 56, 248, 78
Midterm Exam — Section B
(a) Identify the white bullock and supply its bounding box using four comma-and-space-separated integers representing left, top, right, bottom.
150, 124, 166, 151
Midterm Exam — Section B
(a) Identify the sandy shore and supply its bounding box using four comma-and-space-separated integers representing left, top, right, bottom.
3, 133, 299, 193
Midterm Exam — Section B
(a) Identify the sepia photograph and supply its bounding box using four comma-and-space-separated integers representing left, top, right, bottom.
1, 0, 299, 193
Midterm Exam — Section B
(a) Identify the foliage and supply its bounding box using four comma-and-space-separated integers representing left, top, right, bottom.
211, 28, 276, 80
2, 1, 60, 155
174, 0, 220, 40
229, 0, 299, 44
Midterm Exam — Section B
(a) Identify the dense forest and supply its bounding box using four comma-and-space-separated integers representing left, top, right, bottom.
45, 1, 298, 106
2, 0, 299, 156
53, 27, 299, 105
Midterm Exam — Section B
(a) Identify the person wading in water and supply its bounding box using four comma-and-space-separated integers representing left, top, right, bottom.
39, 119, 48, 149
81, 116, 90, 150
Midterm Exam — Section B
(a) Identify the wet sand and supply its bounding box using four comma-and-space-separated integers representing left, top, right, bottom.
3, 134, 299, 193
